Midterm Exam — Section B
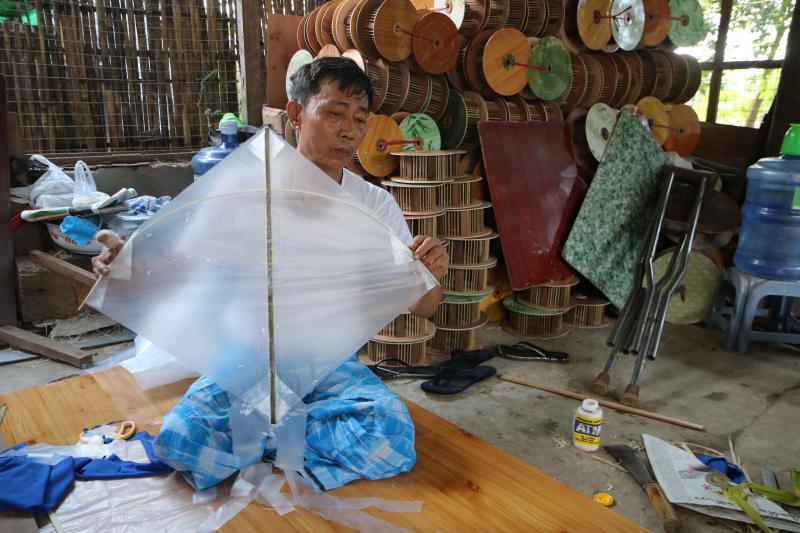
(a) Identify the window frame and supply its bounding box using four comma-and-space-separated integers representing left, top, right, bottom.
702, 0, 786, 124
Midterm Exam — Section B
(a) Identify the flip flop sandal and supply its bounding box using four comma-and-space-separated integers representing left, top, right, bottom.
368, 357, 440, 379
420, 365, 497, 395
441, 349, 496, 369
496, 341, 570, 363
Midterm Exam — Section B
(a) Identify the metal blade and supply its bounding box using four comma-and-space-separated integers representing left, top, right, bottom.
605, 444, 654, 490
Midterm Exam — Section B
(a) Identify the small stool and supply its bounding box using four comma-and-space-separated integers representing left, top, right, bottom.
708, 268, 753, 350
737, 274, 800, 352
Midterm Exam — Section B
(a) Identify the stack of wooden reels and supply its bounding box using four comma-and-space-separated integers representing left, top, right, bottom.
368, 311, 437, 365
286, 0, 708, 358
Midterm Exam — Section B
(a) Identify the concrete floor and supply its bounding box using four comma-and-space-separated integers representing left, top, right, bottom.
1, 320, 799, 531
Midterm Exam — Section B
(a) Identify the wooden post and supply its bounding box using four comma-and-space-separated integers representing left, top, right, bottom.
764, 0, 800, 156
237, 0, 264, 126
0, 75, 17, 326
706, 0, 733, 124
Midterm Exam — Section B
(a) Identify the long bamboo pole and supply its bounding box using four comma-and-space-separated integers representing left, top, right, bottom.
498, 375, 705, 432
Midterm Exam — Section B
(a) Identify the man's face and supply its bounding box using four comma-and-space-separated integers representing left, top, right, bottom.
291, 78, 369, 179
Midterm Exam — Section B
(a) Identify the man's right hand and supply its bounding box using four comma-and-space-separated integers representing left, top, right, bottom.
91, 230, 124, 277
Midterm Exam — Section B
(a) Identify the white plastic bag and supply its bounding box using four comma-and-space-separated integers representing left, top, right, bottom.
10, 154, 74, 208
72, 160, 108, 207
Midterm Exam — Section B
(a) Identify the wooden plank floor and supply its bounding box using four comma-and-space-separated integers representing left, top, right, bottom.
0, 368, 644, 532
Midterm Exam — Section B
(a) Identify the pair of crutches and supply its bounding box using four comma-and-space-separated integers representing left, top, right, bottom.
591, 166, 710, 407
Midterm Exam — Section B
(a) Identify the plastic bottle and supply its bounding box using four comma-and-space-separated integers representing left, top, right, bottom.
573, 399, 603, 452
191, 119, 239, 181
734, 124, 800, 280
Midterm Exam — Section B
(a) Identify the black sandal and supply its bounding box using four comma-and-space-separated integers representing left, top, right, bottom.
496, 341, 570, 363
421, 366, 497, 395
368, 357, 440, 379
441, 349, 495, 369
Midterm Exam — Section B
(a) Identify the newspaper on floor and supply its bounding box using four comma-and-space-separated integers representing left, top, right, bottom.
643, 434, 800, 532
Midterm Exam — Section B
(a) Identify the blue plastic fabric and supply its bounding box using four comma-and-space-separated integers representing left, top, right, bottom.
0, 444, 75, 514
59, 215, 99, 245
153, 356, 416, 492
0, 433, 172, 514
698, 455, 746, 484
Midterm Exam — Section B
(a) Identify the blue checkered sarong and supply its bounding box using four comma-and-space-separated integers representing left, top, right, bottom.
152, 357, 416, 491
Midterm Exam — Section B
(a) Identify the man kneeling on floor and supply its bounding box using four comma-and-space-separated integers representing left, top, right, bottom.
91, 57, 448, 492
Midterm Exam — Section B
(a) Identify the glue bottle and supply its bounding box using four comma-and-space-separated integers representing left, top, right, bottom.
573, 399, 603, 452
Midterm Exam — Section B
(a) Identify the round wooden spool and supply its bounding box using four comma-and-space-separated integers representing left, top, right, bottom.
428, 319, 485, 353
298, 14, 310, 51
637, 49, 657, 98
667, 0, 707, 47
485, 96, 510, 121
461, 91, 489, 149
502, 297, 569, 339
590, 52, 617, 105
434, 294, 486, 328
406, 210, 445, 237
608, 52, 632, 107
524, 100, 549, 122
482, 28, 532, 96
526, 36, 572, 101
565, 293, 610, 328
610, 0, 645, 51
557, 52, 588, 112
447, 232, 498, 266
675, 54, 701, 104
484, 0, 511, 30
446, 46, 471, 91
577, 0, 612, 50
586, 102, 618, 161
463, 30, 493, 95
342, 47, 368, 71
438, 89, 468, 149
649, 50, 673, 100
558, 0, 587, 52
384, 180, 444, 214
442, 261, 496, 294
653, 248, 722, 325
440, 201, 493, 238
541, 0, 565, 36
362, 58, 390, 112
410, 11, 460, 74
305, 5, 325, 54
316, 44, 342, 58
411, 0, 467, 30
637, 95, 669, 145
392, 149, 464, 182
567, 107, 596, 171
438, 175, 482, 208
578, 53, 604, 108
664, 52, 688, 103
333, 0, 361, 50
377, 311, 433, 337
541, 100, 565, 122
357, 113, 413, 177
641, 0, 670, 47
400, 70, 433, 113
663, 103, 700, 157
391, 111, 411, 123
422, 74, 450, 120
523, 0, 548, 37
285, 50, 314, 101
461, 0, 489, 37
517, 276, 579, 310
376, 0, 419, 61
457, 150, 482, 175
366, 338, 431, 365
316, 1, 340, 47
505, 0, 528, 30
501, 94, 528, 121
378, 60, 411, 114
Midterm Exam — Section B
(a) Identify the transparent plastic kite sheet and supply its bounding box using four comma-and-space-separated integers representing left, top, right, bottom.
85, 128, 437, 471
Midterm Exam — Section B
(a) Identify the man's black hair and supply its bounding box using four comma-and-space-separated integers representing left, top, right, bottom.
288, 56, 373, 109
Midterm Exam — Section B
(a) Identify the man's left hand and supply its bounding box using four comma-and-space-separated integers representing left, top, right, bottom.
410, 235, 449, 281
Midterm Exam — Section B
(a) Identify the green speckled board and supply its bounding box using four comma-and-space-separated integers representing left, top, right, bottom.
563, 110, 668, 308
